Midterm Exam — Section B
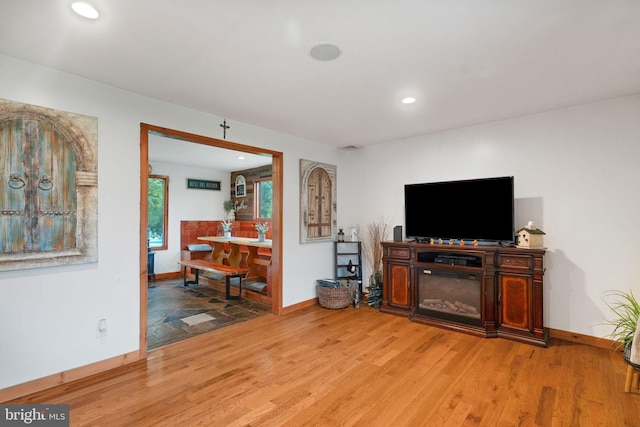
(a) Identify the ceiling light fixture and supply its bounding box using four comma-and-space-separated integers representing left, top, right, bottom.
340, 145, 364, 151
310, 44, 341, 61
402, 97, 416, 104
71, 2, 100, 19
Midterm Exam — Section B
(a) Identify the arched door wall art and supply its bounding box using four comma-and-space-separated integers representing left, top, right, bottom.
0, 98, 98, 271
299, 159, 336, 243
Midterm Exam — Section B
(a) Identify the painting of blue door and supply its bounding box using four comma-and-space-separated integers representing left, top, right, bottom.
1, 118, 78, 253
0, 98, 97, 271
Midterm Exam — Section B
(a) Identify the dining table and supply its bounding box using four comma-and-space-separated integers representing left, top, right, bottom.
197, 236, 272, 282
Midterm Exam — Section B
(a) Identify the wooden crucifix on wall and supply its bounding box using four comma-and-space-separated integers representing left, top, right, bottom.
220, 119, 230, 139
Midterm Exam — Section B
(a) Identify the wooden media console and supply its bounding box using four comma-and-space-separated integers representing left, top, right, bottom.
381, 241, 547, 347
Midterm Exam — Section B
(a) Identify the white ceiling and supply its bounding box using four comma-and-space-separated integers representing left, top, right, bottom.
149, 134, 271, 172
1, 1, 639, 150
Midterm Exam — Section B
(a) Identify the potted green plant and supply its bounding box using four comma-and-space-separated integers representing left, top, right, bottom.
224, 199, 248, 221
221, 220, 233, 238
223, 200, 235, 220
602, 290, 640, 358
255, 221, 269, 242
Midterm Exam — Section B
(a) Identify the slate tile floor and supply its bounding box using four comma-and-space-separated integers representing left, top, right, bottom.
147, 278, 271, 350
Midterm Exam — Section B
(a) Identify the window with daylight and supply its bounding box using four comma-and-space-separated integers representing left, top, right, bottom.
255, 179, 272, 219
148, 175, 168, 250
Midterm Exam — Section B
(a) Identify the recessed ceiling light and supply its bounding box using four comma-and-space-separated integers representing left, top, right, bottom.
402, 97, 416, 104
310, 44, 341, 61
71, 2, 99, 19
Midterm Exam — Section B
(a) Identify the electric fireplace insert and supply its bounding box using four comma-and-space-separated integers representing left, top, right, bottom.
417, 267, 483, 327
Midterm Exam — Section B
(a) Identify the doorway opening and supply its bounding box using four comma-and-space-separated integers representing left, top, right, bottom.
139, 123, 283, 356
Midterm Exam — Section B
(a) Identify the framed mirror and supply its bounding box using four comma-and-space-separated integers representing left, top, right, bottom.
235, 175, 246, 197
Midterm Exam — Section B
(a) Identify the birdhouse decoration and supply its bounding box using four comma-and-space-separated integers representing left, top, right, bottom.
516, 221, 546, 249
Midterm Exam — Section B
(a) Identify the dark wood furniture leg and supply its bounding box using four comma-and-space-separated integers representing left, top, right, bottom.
183, 266, 198, 286
226, 274, 242, 300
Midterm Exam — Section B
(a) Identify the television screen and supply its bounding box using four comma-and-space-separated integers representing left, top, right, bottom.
404, 176, 514, 243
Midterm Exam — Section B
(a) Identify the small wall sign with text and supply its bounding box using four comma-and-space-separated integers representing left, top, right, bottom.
186, 179, 221, 190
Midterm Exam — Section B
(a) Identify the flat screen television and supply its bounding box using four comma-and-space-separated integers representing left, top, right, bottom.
404, 176, 515, 244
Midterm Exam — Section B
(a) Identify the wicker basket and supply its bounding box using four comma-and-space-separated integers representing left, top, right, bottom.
317, 285, 351, 309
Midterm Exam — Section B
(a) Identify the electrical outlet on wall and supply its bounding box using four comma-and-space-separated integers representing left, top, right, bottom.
96, 318, 107, 338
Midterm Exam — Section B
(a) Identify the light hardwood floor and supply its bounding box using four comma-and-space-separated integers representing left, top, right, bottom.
9, 305, 639, 426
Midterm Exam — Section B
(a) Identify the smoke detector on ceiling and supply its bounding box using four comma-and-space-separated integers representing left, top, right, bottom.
310, 44, 341, 61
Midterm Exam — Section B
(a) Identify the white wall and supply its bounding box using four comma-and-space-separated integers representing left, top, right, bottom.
0, 54, 345, 389
341, 95, 640, 338
2, 51, 638, 391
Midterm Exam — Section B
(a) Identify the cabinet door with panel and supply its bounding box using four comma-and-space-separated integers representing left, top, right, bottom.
388, 263, 410, 308
496, 249, 546, 346
381, 242, 412, 316
497, 271, 531, 332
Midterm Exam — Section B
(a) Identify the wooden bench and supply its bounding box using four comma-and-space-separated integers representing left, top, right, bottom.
177, 259, 249, 300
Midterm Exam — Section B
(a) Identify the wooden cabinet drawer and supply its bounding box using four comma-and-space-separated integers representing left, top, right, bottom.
497, 254, 532, 270
386, 246, 410, 260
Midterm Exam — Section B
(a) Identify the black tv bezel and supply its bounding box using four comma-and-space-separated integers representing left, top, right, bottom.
404, 176, 515, 244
